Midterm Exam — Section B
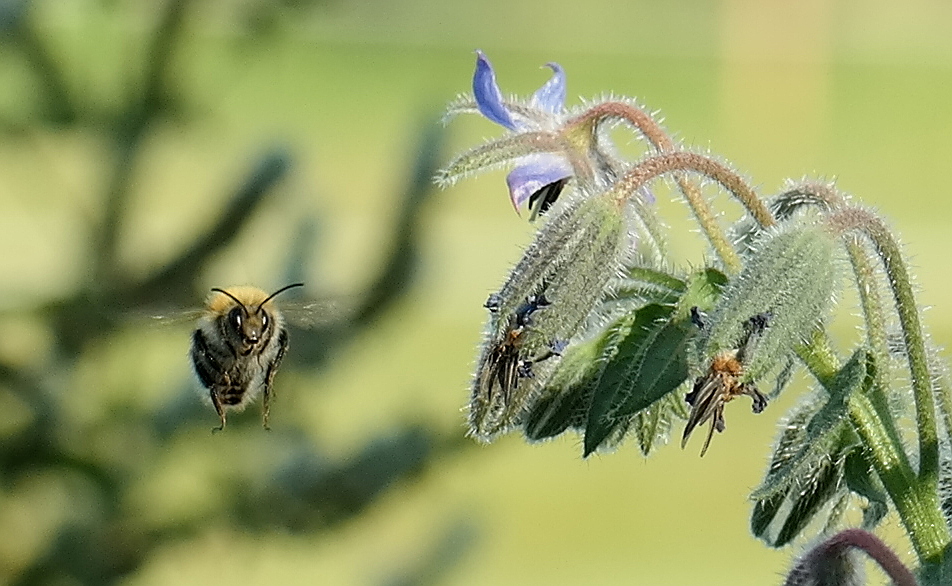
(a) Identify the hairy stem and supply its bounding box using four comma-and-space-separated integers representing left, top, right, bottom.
848, 392, 949, 563
934, 370, 952, 449
784, 529, 916, 586
795, 329, 840, 387
609, 152, 776, 247
827, 207, 939, 485
568, 104, 741, 271
795, 223, 949, 564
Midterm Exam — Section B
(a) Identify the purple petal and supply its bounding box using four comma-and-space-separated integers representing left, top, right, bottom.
473, 50, 516, 130
506, 154, 573, 212
530, 63, 566, 113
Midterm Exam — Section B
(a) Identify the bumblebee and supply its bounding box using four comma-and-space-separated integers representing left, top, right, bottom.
190, 283, 303, 431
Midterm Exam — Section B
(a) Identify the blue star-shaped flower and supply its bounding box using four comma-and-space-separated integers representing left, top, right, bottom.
438, 51, 659, 221
471, 51, 574, 219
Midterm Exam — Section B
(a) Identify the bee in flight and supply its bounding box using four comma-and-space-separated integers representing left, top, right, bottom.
190, 282, 304, 431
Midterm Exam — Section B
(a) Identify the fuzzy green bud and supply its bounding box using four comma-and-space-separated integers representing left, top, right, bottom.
692, 222, 840, 383
681, 222, 841, 454
469, 193, 628, 440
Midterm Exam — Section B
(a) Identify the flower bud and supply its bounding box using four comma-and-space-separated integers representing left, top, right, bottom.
469, 192, 628, 440
683, 222, 841, 453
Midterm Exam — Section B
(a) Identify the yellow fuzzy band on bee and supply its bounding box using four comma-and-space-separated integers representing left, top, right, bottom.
205, 286, 272, 313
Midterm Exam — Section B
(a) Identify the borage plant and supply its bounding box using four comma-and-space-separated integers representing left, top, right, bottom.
438, 52, 952, 584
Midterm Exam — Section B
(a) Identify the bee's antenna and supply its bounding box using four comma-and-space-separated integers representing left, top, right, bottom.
257, 283, 305, 312
211, 288, 250, 314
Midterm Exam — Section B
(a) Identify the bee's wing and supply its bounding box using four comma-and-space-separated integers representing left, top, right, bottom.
279, 298, 350, 329
143, 307, 205, 328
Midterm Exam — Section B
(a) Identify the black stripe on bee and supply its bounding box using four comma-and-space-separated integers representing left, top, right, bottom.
191, 329, 222, 390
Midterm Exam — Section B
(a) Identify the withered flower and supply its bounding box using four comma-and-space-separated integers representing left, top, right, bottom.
682, 313, 771, 456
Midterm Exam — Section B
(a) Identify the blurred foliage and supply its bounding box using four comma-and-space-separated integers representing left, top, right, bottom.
0, 1, 473, 584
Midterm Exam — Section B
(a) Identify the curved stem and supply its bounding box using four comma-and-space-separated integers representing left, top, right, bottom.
784, 529, 916, 586
827, 207, 938, 484
610, 152, 775, 240
567, 103, 742, 272
566, 102, 676, 152
795, 329, 841, 387
773, 183, 901, 446
848, 392, 949, 563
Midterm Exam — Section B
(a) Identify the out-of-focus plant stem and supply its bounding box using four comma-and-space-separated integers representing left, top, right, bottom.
94, 0, 190, 284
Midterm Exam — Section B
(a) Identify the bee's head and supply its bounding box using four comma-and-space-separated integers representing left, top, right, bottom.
209, 283, 304, 355
223, 304, 269, 352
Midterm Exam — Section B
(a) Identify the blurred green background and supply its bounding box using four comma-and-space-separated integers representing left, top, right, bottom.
1, 0, 951, 584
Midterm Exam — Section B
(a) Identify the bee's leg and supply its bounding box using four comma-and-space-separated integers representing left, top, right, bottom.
262, 329, 289, 431
210, 386, 227, 433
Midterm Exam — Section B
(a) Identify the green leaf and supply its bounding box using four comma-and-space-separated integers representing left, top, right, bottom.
614, 267, 687, 305
751, 349, 879, 548
751, 490, 785, 540
583, 303, 681, 455
752, 349, 868, 501
773, 457, 844, 547
843, 449, 889, 529
583, 269, 726, 456
632, 393, 684, 456
677, 268, 728, 319
523, 308, 637, 442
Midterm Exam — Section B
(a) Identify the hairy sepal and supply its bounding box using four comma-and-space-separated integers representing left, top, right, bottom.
469, 194, 626, 440
693, 222, 840, 384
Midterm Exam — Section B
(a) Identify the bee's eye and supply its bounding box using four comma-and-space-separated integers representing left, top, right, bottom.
261, 312, 269, 328
229, 308, 243, 329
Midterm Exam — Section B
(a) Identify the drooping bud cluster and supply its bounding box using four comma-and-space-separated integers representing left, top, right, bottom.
683, 222, 841, 453
439, 49, 952, 578
469, 192, 629, 439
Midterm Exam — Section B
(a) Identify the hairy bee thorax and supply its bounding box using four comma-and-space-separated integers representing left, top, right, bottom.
190, 283, 302, 431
